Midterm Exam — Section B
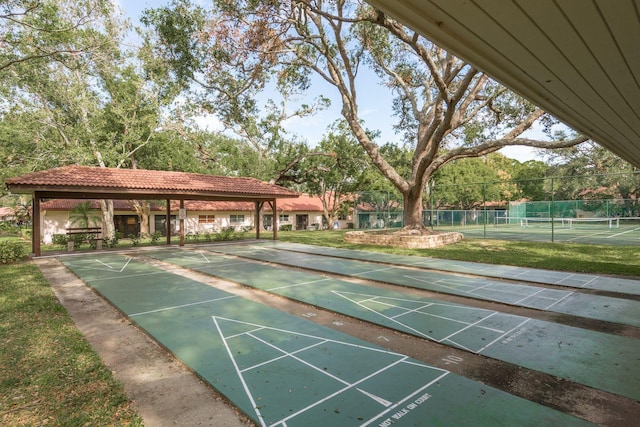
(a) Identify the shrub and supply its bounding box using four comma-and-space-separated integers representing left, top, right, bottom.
217, 226, 235, 241
279, 224, 292, 232
70, 233, 86, 249
103, 231, 123, 248
151, 231, 162, 244
131, 235, 141, 246
52, 233, 68, 249
0, 241, 26, 264
0, 221, 20, 236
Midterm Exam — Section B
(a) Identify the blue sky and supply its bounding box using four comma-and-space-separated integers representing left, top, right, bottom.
117, 0, 540, 162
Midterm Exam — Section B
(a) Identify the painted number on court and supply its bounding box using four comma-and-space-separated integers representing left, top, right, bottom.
442, 355, 464, 365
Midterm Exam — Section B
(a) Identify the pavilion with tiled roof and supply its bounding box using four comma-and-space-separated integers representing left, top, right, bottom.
4, 166, 299, 256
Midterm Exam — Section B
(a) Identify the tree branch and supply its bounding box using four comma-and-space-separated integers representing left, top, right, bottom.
429, 135, 589, 173
269, 151, 336, 185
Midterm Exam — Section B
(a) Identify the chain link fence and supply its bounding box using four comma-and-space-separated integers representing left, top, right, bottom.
351, 172, 640, 245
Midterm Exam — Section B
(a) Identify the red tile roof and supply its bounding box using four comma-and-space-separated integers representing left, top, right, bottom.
275, 193, 325, 211
5, 166, 299, 200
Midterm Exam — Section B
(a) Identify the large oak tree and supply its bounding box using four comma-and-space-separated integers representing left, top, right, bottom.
146, 0, 588, 228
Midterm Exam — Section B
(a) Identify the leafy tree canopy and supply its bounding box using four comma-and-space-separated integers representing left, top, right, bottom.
142, 0, 589, 228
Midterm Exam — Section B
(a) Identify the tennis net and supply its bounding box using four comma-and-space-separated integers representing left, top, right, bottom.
493, 217, 629, 229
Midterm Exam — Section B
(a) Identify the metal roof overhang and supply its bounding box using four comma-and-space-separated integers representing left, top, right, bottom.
366, 0, 640, 168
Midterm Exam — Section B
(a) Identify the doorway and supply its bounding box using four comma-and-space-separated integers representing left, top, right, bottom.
296, 214, 308, 230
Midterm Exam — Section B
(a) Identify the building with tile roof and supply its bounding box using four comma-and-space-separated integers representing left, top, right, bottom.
38, 193, 356, 244
4, 166, 300, 256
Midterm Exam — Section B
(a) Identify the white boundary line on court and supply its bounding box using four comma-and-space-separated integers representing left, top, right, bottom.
475, 318, 532, 354
130, 295, 239, 317
211, 315, 450, 427
607, 226, 640, 239
267, 278, 332, 291
331, 290, 518, 353
543, 290, 576, 311
65, 256, 132, 272
332, 291, 440, 342
556, 273, 599, 288
565, 230, 611, 242
212, 317, 268, 427
513, 288, 573, 310
404, 275, 572, 308
359, 371, 450, 427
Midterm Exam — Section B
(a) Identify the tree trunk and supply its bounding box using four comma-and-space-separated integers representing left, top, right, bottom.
403, 187, 425, 229
100, 200, 115, 239
131, 200, 150, 237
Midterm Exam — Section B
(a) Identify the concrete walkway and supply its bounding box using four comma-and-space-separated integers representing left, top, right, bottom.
35, 257, 251, 427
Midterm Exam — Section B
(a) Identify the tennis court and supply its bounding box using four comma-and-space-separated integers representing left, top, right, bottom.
58, 253, 590, 426
434, 216, 640, 245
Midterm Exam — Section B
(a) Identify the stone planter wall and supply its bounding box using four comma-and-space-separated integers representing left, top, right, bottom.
344, 230, 463, 249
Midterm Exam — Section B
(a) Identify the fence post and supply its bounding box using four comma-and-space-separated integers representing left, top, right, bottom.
551, 177, 555, 243
430, 182, 435, 229
482, 183, 487, 238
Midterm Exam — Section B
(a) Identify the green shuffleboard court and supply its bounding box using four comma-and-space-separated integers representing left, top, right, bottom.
206, 242, 640, 328
145, 246, 640, 402
59, 254, 590, 426
258, 241, 640, 296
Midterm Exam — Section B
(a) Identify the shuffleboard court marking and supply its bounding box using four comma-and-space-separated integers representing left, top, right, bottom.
66, 256, 132, 272
211, 315, 450, 427
266, 277, 332, 291
210, 243, 577, 308
148, 249, 249, 269
555, 273, 597, 288
211, 243, 640, 325
512, 288, 578, 310
198, 251, 211, 263
332, 290, 512, 353
403, 274, 573, 310
79, 271, 167, 282
259, 241, 640, 295
540, 291, 576, 311
130, 295, 239, 317
95, 259, 114, 269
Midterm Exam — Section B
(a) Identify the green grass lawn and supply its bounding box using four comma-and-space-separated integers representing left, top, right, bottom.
0, 259, 143, 426
1, 229, 638, 425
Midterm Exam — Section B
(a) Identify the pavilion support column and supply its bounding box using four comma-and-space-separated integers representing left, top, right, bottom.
32, 193, 41, 257
272, 199, 277, 240
166, 199, 171, 246
255, 201, 263, 240
179, 199, 185, 247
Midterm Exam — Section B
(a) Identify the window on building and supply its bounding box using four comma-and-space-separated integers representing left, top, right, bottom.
230, 214, 245, 223
198, 215, 215, 224
279, 214, 290, 222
